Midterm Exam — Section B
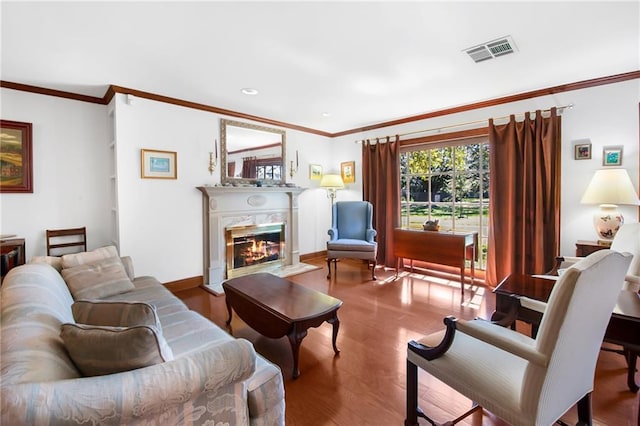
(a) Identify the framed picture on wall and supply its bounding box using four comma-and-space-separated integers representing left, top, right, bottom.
341, 161, 355, 184
141, 149, 177, 179
309, 164, 322, 180
573, 141, 592, 160
0, 119, 33, 193
602, 145, 623, 166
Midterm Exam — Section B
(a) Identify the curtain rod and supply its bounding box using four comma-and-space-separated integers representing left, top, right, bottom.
355, 103, 574, 144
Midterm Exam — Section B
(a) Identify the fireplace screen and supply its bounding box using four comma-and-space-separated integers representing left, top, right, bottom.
225, 223, 285, 278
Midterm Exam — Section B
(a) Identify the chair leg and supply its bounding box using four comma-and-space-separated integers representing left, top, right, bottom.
405, 359, 419, 426
370, 261, 377, 280
326, 258, 332, 279
576, 392, 592, 426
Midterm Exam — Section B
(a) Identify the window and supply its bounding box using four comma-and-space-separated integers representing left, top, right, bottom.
400, 137, 490, 269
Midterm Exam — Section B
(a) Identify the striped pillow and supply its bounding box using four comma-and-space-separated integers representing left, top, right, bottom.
72, 300, 161, 330
61, 245, 119, 269
61, 257, 134, 300
60, 323, 173, 377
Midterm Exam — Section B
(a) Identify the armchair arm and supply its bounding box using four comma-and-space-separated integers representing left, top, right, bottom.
519, 296, 547, 314
366, 228, 377, 242
456, 319, 548, 366
328, 228, 338, 241
1, 339, 257, 425
409, 316, 548, 367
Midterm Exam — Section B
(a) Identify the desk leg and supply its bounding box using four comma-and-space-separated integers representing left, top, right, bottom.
625, 349, 639, 392
459, 265, 465, 298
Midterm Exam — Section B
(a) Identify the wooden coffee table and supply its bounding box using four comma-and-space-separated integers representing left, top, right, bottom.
222, 273, 343, 379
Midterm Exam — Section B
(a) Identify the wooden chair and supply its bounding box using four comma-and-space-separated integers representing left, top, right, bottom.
46, 227, 87, 256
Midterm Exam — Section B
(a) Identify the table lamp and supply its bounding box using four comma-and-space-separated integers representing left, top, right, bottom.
320, 174, 344, 204
580, 168, 640, 244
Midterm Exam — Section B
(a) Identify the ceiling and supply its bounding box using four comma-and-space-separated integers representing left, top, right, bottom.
1, 1, 639, 134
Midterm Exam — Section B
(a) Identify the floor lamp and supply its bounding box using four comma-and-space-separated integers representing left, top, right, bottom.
581, 168, 640, 244
320, 174, 344, 205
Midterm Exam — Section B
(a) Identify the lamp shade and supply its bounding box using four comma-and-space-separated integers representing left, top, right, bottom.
580, 169, 640, 206
320, 174, 345, 189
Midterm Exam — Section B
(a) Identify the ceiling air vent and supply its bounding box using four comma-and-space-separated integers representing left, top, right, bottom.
464, 36, 517, 63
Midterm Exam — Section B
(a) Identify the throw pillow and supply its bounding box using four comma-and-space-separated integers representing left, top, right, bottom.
60, 323, 173, 377
61, 245, 120, 269
61, 257, 134, 300
72, 300, 162, 330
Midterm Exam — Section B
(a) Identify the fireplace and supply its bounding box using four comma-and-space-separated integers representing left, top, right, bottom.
226, 223, 285, 278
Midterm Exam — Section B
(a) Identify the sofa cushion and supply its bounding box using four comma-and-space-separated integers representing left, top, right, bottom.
72, 300, 161, 330
61, 257, 134, 300
61, 245, 120, 269
28, 255, 63, 272
60, 323, 173, 377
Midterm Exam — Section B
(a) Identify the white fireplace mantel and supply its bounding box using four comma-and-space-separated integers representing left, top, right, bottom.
197, 185, 306, 293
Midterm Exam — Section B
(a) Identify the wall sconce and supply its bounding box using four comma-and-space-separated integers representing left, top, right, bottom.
320, 174, 344, 204
580, 168, 640, 244
289, 150, 299, 178
208, 139, 218, 175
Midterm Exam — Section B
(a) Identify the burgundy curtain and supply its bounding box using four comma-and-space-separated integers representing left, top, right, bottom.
362, 136, 400, 268
486, 108, 562, 286
242, 157, 257, 178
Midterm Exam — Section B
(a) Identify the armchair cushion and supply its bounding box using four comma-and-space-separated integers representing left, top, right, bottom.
327, 238, 376, 252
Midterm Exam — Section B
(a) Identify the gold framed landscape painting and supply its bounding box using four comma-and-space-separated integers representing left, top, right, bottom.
0, 120, 33, 193
141, 149, 177, 179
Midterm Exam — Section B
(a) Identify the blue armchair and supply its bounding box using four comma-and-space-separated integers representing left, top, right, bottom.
326, 201, 378, 280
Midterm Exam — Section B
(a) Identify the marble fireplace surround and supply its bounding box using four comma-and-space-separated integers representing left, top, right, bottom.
197, 186, 306, 294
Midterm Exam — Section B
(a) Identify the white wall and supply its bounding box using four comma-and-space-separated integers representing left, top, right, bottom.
0, 88, 110, 259
340, 79, 640, 256
2, 79, 638, 282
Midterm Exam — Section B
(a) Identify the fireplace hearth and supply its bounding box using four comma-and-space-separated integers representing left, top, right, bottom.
226, 223, 285, 278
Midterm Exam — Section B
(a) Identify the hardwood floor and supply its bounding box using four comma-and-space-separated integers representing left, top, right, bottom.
175, 258, 639, 425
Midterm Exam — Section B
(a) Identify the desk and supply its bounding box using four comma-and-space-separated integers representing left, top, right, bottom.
393, 228, 477, 297
492, 274, 640, 392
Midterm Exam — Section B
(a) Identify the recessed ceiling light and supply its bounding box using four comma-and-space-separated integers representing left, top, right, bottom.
241, 88, 259, 95
322, 112, 332, 117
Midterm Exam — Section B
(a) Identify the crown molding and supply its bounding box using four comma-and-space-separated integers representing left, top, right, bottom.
2, 70, 638, 138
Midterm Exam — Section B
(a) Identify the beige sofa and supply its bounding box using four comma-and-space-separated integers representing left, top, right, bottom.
0, 247, 285, 425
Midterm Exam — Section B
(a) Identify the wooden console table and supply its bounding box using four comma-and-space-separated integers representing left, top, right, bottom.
393, 228, 477, 297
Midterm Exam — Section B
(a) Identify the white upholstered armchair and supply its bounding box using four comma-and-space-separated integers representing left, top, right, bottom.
326, 201, 377, 280
405, 250, 632, 426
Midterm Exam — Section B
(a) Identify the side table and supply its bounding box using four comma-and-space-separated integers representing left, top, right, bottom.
575, 240, 608, 257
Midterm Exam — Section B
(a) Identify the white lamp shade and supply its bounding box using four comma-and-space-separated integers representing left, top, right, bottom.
580, 169, 640, 206
320, 174, 345, 189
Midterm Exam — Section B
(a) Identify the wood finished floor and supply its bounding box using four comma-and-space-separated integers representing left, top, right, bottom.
175, 258, 639, 426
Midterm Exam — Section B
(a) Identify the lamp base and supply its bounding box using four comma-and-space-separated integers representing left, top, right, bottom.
593, 204, 623, 241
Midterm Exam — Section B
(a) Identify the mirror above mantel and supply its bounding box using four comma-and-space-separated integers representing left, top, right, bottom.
220, 119, 286, 186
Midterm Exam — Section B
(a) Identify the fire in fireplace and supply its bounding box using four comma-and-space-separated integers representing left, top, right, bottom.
225, 223, 285, 278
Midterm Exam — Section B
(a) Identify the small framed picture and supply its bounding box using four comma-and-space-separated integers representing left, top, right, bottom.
141, 149, 177, 179
602, 145, 623, 166
573, 142, 591, 160
340, 161, 355, 184
309, 164, 322, 180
